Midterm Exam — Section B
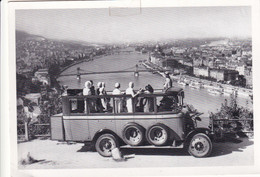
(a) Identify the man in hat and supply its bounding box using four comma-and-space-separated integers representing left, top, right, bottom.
112, 83, 122, 113
163, 71, 172, 90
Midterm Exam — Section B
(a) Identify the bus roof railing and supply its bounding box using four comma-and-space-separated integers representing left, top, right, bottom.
65, 87, 183, 98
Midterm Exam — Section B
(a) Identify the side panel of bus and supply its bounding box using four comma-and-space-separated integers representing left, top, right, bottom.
113, 115, 136, 140
88, 115, 116, 140
63, 116, 90, 141
133, 115, 157, 129
50, 114, 64, 141
156, 114, 184, 140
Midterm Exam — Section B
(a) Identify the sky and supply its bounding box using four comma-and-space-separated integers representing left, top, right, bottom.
16, 6, 251, 44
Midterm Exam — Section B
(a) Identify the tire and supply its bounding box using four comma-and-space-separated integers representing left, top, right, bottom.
146, 124, 169, 146
95, 134, 119, 157
188, 133, 212, 158
122, 124, 145, 146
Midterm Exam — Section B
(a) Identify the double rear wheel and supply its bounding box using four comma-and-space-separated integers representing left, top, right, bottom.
122, 124, 145, 146
146, 124, 169, 146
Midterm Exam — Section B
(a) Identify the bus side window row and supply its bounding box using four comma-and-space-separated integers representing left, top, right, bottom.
69, 96, 177, 114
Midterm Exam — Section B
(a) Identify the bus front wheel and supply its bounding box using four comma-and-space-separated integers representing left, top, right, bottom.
95, 134, 119, 157
188, 133, 212, 158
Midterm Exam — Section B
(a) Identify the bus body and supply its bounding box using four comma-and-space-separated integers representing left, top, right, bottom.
51, 87, 213, 158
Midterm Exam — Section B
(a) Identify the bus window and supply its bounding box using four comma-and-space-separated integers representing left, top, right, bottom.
101, 96, 113, 113
135, 96, 155, 113
87, 96, 114, 114
113, 96, 132, 114
157, 96, 179, 113
69, 99, 84, 113
113, 97, 124, 113
87, 98, 97, 113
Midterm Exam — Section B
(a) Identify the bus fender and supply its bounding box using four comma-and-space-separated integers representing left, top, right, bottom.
184, 128, 212, 146
92, 129, 122, 144
154, 123, 182, 141
122, 122, 145, 131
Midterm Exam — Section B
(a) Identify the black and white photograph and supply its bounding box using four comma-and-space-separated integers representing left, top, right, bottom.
2, 0, 260, 176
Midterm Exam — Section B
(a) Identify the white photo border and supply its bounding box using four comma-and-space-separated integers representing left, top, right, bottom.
2, 0, 260, 176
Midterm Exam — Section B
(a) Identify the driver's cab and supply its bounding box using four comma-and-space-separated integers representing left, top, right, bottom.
156, 87, 184, 114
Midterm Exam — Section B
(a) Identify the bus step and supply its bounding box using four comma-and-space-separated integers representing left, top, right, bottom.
120, 144, 183, 149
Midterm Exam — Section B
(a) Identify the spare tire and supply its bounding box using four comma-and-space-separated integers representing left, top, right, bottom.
122, 123, 145, 146
146, 124, 169, 146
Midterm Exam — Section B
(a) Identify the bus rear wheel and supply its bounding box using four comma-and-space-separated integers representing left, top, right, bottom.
146, 124, 169, 146
122, 124, 145, 146
95, 134, 118, 157
188, 133, 212, 158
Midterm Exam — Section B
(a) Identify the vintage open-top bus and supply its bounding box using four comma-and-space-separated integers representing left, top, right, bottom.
51, 87, 213, 158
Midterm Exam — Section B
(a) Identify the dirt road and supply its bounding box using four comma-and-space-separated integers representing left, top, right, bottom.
17, 137, 254, 169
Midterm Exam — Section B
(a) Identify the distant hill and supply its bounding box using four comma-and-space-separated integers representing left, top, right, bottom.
16, 30, 46, 41
15, 30, 103, 48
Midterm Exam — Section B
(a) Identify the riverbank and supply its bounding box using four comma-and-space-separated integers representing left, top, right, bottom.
142, 61, 253, 98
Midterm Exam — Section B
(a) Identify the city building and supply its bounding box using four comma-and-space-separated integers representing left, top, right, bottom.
194, 66, 239, 81
150, 53, 164, 67
209, 68, 239, 81
193, 66, 209, 77
236, 65, 246, 75
244, 66, 252, 87
193, 58, 203, 67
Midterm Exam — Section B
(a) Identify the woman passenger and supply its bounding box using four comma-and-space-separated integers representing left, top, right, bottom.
143, 84, 154, 112
95, 82, 104, 112
89, 80, 96, 95
100, 82, 108, 111
125, 82, 141, 113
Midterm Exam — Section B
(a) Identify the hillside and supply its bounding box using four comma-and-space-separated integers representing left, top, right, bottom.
16, 30, 46, 41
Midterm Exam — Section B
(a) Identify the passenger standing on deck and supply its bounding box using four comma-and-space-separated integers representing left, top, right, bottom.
90, 80, 96, 95
112, 83, 122, 113
96, 82, 102, 95
163, 71, 172, 90
83, 81, 92, 96
88, 80, 96, 112
100, 82, 108, 111
143, 84, 154, 112
96, 82, 103, 112
126, 82, 141, 113
83, 81, 92, 113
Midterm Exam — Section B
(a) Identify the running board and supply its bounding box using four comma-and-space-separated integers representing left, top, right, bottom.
120, 142, 184, 149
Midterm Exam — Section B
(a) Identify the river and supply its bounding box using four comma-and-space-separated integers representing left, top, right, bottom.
58, 48, 252, 117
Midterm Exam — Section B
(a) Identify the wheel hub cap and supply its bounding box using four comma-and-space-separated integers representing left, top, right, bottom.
195, 142, 204, 151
